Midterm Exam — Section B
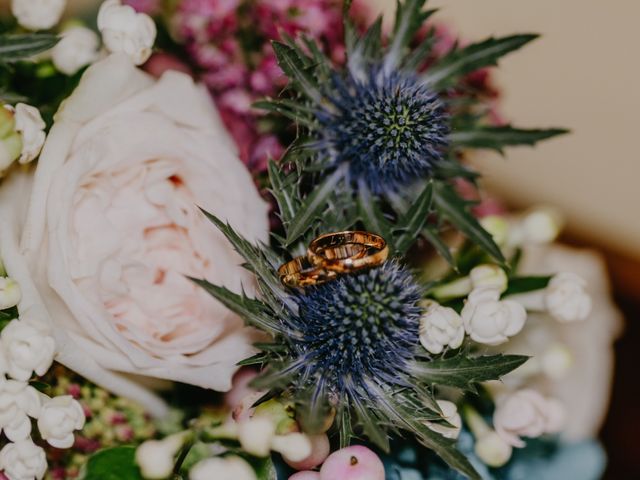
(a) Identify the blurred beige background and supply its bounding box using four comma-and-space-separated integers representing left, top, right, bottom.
373, 0, 639, 260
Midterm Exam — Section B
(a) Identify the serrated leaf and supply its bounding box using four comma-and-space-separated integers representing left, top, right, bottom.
425, 34, 539, 89
422, 226, 456, 268
503, 275, 551, 297
348, 16, 383, 75
199, 209, 292, 311
357, 183, 393, 248
384, 0, 436, 73
402, 27, 437, 71
411, 354, 529, 392
267, 160, 299, 227
433, 182, 505, 264
285, 165, 347, 246
272, 41, 322, 102
81, 447, 143, 480
433, 159, 480, 181
189, 279, 285, 335
450, 125, 569, 152
253, 99, 314, 127
237, 353, 269, 367
394, 181, 434, 254
0, 34, 59, 63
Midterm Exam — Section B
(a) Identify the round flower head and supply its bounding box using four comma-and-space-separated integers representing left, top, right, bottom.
288, 261, 422, 404
316, 68, 449, 193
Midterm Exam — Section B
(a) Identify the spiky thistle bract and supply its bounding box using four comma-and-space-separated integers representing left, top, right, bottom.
194, 211, 529, 480
258, 0, 567, 258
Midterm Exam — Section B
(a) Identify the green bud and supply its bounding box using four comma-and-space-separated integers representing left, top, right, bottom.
0, 132, 23, 170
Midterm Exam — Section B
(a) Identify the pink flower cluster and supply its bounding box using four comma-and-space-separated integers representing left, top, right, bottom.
168, 0, 364, 172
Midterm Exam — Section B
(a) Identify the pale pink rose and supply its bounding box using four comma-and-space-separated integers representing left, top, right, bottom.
0, 54, 269, 416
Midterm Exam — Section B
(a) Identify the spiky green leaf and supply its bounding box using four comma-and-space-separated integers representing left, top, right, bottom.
411, 354, 529, 392
433, 182, 505, 264
402, 27, 437, 71
285, 165, 347, 246
357, 183, 393, 249
272, 41, 322, 102
394, 181, 434, 254
384, 0, 437, 72
425, 34, 539, 89
422, 226, 456, 268
450, 125, 569, 152
0, 34, 59, 63
189, 279, 284, 335
348, 16, 383, 74
503, 275, 552, 297
267, 160, 300, 227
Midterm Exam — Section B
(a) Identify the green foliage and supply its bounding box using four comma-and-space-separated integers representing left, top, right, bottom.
384, 0, 436, 72
81, 447, 143, 480
425, 34, 539, 89
433, 182, 505, 264
451, 125, 570, 152
0, 34, 58, 63
412, 354, 529, 393
271, 41, 321, 102
503, 275, 552, 296
393, 181, 434, 254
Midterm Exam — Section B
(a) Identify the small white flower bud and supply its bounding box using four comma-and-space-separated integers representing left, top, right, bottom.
135, 432, 188, 479
11, 0, 66, 31
52, 26, 100, 76
0, 439, 47, 480
37, 395, 85, 448
425, 400, 462, 440
520, 207, 563, 244
11, 104, 46, 164
190, 456, 257, 480
474, 431, 513, 468
1, 320, 55, 382
0, 277, 21, 309
271, 433, 313, 463
419, 301, 465, 354
238, 417, 276, 457
461, 287, 527, 346
98, 0, 156, 66
469, 265, 508, 293
545, 272, 592, 323
493, 389, 565, 448
0, 379, 42, 442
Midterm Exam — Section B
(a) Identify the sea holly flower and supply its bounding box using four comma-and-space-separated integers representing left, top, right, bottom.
261, 0, 567, 255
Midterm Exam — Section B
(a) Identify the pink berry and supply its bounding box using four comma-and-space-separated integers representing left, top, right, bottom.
289, 472, 320, 480
319, 446, 385, 480
286, 434, 330, 470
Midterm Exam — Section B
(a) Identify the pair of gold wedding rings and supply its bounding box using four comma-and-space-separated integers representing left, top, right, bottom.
278, 231, 389, 288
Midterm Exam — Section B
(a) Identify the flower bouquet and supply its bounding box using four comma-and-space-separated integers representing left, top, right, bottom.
0, 0, 620, 479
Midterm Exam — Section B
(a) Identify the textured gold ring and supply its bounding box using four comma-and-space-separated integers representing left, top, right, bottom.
277, 255, 338, 288
307, 231, 389, 273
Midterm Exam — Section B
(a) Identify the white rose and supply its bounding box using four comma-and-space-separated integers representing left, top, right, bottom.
469, 265, 508, 293
545, 272, 592, 323
419, 301, 464, 354
37, 395, 85, 448
52, 26, 101, 76
10, 0, 66, 31
0, 277, 21, 309
0, 439, 47, 480
136, 433, 188, 479
425, 400, 462, 440
1, 320, 55, 382
98, 0, 156, 65
0, 54, 269, 416
493, 389, 565, 447
0, 379, 41, 441
190, 456, 257, 480
461, 287, 527, 346
12, 104, 46, 164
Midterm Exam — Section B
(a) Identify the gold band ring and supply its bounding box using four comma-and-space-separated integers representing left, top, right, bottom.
307, 231, 389, 273
277, 255, 338, 289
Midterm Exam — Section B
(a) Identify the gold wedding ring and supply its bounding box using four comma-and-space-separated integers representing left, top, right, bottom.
278, 255, 338, 289
308, 231, 389, 273
278, 231, 389, 288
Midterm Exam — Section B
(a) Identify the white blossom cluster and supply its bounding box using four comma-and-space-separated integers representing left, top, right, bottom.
0, 275, 85, 480
417, 208, 595, 468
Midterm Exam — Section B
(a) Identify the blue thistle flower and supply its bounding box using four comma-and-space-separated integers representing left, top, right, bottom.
286, 261, 422, 402
315, 68, 450, 193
